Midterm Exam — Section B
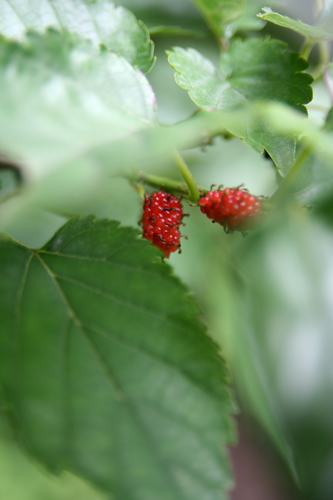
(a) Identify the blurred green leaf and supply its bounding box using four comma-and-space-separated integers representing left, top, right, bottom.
255, 101, 333, 167
0, 215, 236, 500
231, 210, 333, 497
0, 0, 155, 73
191, 0, 245, 37
292, 153, 333, 205
114, 0, 205, 32
188, 226, 298, 483
316, 0, 333, 37
0, 30, 156, 181
197, 207, 333, 497
281, 108, 333, 205
257, 7, 333, 42
167, 36, 315, 173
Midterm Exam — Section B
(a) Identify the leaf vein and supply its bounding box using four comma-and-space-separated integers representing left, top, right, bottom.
41, 250, 162, 278
35, 253, 126, 402
86, 320, 223, 403
5, 0, 28, 29
53, 272, 170, 322
79, 329, 189, 500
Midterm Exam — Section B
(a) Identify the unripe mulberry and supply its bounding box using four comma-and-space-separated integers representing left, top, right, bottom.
141, 190, 184, 258
199, 187, 263, 231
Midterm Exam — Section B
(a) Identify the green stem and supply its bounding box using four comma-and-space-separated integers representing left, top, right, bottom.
319, 40, 330, 65
171, 150, 200, 202
126, 172, 189, 195
124, 171, 208, 198
300, 39, 314, 60
271, 144, 313, 202
312, 41, 330, 81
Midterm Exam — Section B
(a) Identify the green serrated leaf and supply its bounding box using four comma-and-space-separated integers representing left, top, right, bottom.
0, 0, 155, 73
167, 37, 314, 173
221, 37, 313, 112
0, 216, 236, 500
257, 7, 333, 42
191, 0, 245, 37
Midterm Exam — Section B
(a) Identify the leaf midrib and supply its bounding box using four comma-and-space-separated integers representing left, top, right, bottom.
33, 252, 190, 500
39, 251, 226, 401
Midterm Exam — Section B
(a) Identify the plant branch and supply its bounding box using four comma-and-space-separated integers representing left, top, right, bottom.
124, 170, 208, 199
300, 39, 314, 60
312, 41, 330, 81
124, 170, 207, 198
171, 150, 200, 202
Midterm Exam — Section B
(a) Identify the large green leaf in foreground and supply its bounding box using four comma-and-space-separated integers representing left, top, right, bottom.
168, 38, 313, 174
0, 216, 235, 500
0, 0, 155, 73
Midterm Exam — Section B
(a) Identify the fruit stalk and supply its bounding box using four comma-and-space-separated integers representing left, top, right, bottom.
172, 150, 200, 203
125, 171, 208, 198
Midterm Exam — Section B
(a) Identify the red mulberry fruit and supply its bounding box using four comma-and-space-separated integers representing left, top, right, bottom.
199, 187, 263, 231
141, 190, 184, 258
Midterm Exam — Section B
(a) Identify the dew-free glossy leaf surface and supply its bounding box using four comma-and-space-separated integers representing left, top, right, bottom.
168, 37, 314, 173
0, 216, 236, 500
0, 0, 155, 72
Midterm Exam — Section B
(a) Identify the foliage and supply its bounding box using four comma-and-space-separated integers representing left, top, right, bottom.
257, 7, 333, 42
0, 1, 333, 499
